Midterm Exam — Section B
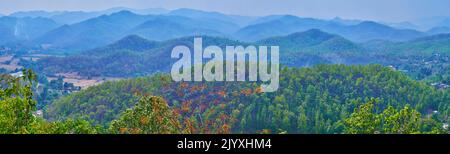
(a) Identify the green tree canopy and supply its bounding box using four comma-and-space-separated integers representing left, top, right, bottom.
343, 99, 446, 134
109, 96, 184, 134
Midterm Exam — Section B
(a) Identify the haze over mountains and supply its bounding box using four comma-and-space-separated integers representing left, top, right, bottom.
0, 16, 60, 43
9, 7, 170, 24
1, 7, 450, 53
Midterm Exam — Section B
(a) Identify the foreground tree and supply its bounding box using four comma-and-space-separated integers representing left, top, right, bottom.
109, 96, 184, 134
343, 99, 446, 134
0, 69, 37, 133
0, 69, 97, 134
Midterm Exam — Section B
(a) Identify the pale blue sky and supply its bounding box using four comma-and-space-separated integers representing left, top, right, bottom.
1, 0, 450, 22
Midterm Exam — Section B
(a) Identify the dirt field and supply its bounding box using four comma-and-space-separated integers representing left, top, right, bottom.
0, 55, 13, 63
1, 55, 123, 89
0, 56, 22, 71
21, 54, 56, 62
48, 72, 124, 89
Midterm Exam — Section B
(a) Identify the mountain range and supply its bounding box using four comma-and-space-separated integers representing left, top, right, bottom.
427, 26, 450, 35
2, 8, 450, 52
0, 16, 60, 44
36, 35, 244, 77
34, 11, 154, 51
257, 29, 361, 53
235, 16, 425, 42
9, 7, 170, 24
33, 28, 450, 78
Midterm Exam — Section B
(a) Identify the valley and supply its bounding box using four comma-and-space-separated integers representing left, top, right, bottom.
0, 54, 121, 88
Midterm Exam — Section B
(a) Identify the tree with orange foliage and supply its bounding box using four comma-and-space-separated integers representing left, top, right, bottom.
109, 96, 184, 134
241, 89, 253, 96
216, 90, 226, 98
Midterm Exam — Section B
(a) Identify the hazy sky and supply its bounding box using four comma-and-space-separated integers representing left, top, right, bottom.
1, 0, 450, 22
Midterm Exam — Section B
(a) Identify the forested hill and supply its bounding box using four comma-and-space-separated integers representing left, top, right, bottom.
31, 30, 450, 81
44, 64, 449, 133
34, 35, 244, 77
257, 29, 362, 53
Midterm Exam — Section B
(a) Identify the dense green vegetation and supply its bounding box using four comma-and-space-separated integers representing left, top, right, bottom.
45, 76, 164, 125
386, 54, 449, 84
44, 65, 449, 134
0, 69, 98, 134
343, 99, 446, 134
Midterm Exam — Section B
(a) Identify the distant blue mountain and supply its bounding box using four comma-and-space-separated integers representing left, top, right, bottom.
89, 35, 159, 55
427, 26, 450, 35
50, 12, 102, 24
6, 7, 450, 53
386, 21, 419, 30
35, 11, 153, 51
257, 29, 361, 53
0, 16, 60, 44
10, 11, 87, 24
324, 21, 425, 42
168, 8, 256, 27
395, 33, 450, 54
103, 7, 170, 15
330, 17, 362, 25
246, 15, 287, 25
235, 15, 330, 41
147, 15, 239, 34
10, 10, 102, 24
129, 16, 224, 41
9, 8, 170, 25
10, 11, 62, 18
435, 18, 450, 28
236, 16, 426, 42
411, 16, 450, 31
34, 10, 244, 51
361, 33, 450, 54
